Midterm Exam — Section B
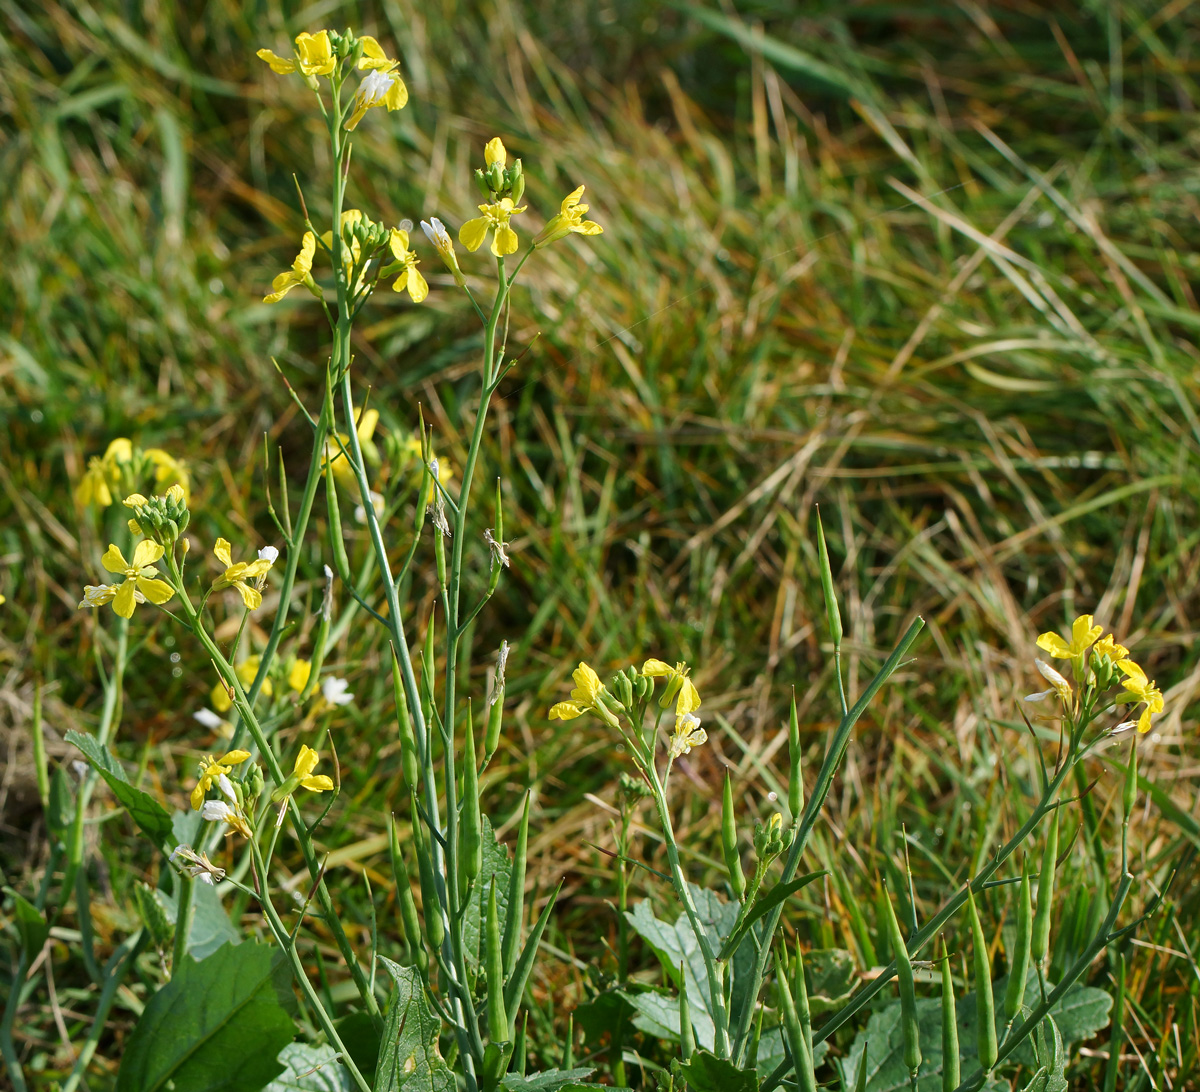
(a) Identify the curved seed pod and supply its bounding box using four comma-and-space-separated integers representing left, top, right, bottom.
485, 879, 508, 1043
788, 690, 804, 820
882, 884, 921, 1077
1004, 868, 1033, 1022
502, 794, 530, 977
722, 772, 747, 900
967, 888, 998, 1072
1031, 810, 1059, 971
939, 937, 959, 1092
390, 644, 421, 791
459, 700, 483, 900
775, 953, 816, 1092
679, 964, 694, 1061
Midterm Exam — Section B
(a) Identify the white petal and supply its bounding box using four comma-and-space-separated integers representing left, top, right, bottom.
258, 545, 279, 563
193, 708, 224, 730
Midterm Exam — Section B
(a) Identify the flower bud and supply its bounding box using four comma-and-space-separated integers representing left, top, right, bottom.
610, 672, 634, 709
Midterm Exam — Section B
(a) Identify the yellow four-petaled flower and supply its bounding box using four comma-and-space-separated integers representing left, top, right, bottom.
459, 198, 527, 257
1117, 660, 1164, 734
1036, 614, 1102, 660
191, 750, 251, 811
212, 538, 275, 610
389, 229, 428, 302
265, 231, 317, 303
534, 186, 604, 249
79, 541, 175, 620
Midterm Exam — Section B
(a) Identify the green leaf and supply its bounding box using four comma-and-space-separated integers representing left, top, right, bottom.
462, 816, 512, 970
804, 948, 857, 1015
161, 873, 240, 960
265, 1044, 354, 1091
500, 1067, 598, 1092
334, 1010, 381, 1085
4, 888, 49, 958
47, 766, 73, 836
375, 956, 455, 1092
678, 1051, 758, 1092
116, 940, 297, 1092
66, 729, 175, 853
1021, 1016, 1067, 1092
717, 871, 826, 959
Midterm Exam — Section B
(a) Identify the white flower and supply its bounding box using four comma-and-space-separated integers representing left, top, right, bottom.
216, 773, 238, 804
421, 217, 453, 252
1035, 659, 1072, 703
200, 800, 237, 823
193, 708, 224, 730
258, 545, 279, 564
668, 713, 707, 760
358, 68, 396, 107
322, 677, 354, 706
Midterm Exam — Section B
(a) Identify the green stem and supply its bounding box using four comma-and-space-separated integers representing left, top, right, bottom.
172, 872, 195, 975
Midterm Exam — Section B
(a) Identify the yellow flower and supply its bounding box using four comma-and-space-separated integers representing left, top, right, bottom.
144, 448, 190, 501
388, 229, 428, 302
667, 713, 707, 760
83, 541, 175, 619
75, 438, 134, 508
1092, 634, 1129, 662
485, 137, 507, 169
265, 231, 317, 303
1036, 614, 1103, 660
641, 658, 701, 716
548, 662, 620, 727
210, 656, 273, 714
256, 30, 336, 77
211, 539, 275, 610
1117, 660, 1164, 734
324, 404, 378, 487
533, 185, 604, 249
190, 749, 251, 811
270, 745, 335, 803
356, 36, 395, 70
288, 659, 312, 692
200, 799, 252, 839
459, 198, 527, 257
345, 66, 408, 131
320, 211, 367, 290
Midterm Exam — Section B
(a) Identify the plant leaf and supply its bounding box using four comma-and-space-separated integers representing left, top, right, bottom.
678, 1050, 758, 1092
375, 956, 456, 1092
265, 1044, 354, 1091
461, 816, 512, 970
115, 940, 296, 1092
717, 871, 826, 959
4, 888, 49, 957
500, 1067, 597, 1092
66, 729, 175, 852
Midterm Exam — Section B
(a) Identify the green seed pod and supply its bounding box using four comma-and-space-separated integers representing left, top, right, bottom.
459, 702, 483, 900
389, 815, 428, 975
939, 937, 959, 1092
967, 888, 998, 1072
1031, 810, 1059, 971
1004, 869, 1033, 1022
774, 953, 816, 1092
721, 773, 747, 900
485, 685, 505, 762
882, 885, 921, 1076
1123, 738, 1138, 819
421, 614, 436, 727
502, 794, 530, 977
391, 645, 421, 791
788, 689, 803, 820
411, 803, 444, 952
793, 942, 814, 1063
514, 1013, 528, 1077
678, 965, 694, 1061
815, 507, 843, 647
485, 879, 508, 1043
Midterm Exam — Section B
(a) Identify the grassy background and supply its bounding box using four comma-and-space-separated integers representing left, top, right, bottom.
3, 0, 1200, 1086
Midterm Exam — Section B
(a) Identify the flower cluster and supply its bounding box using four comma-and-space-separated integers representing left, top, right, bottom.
79, 540, 175, 620
76, 438, 189, 510
1030, 613, 1164, 734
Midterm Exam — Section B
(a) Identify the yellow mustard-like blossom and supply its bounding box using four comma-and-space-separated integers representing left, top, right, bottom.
144, 449, 190, 502
534, 185, 604, 249
270, 745, 335, 804
641, 658, 701, 717
1092, 634, 1129, 662
75, 438, 135, 508
388, 229, 428, 302
345, 66, 408, 131
323, 405, 379, 488
459, 198, 527, 257
190, 749, 251, 811
80, 541, 175, 620
257, 30, 336, 77
1036, 614, 1103, 660
1117, 659, 1164, 734
1033, 659, 1073, 705
265, 231, 317, 303
548, 662, 620, 728
485, 137, 507, 169
211, 538, 275, 610
288, 659, 313, 693
667, 712, 707, 760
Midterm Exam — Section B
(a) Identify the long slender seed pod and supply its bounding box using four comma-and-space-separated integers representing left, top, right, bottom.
561, 1013, 574, 1069
502, 793, 530, 977
745, 1002, 766, 1073
939, 937, 959, 1092
487, 478, 505, 595
722, 772, 747, 900
679, 964, 694, 1061
1004, 868, 1033, 1023
514, 1013, 527, 1076
793, 941, 814, 1066
967, 889, 998, 1072
323, 463, 353, 583
882, 884, 921, 1077
485, 879, 508, 1044
421, 613, 436, 727
388, 814, 427, 974
459, 700, 483, 900
1102, 950, 1125, 1092
775, 953, 816, 1092
815, 506, 843, 648
853, 1047, 869, 1092
390, 644, 421, 790
485, 682, 505, 762
411, 798, 444, 951
504, 880, 563, 1037
1032, 810, 1059, 972
788, 689, 804, 820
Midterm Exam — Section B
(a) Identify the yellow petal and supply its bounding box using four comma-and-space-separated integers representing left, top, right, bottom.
235, 582, 263, 611
301, 775, 334, 792
676, 678, 702, 716
288, 660, 312, 692
191, 782, 207, 810
389, 228, 411, 259
131, 539, 164, 569
356, 408, 379, 443
548, 702, 585, 721
1137, 707, 1152, 734
571, 662, 602, 702
384, 75, 408, 110
295, 232, 316, 275
105, 438, 134, 463
211, 682, 233, 713
484, 137, 507, 169
136, 577, 175, 605
459, 217, 490, 252
491, 223, 519, 257
113, 580, 137, 618
123, 492, 148, 509
357, 35, 391, 70
1035, 632, 1070, 658
256, 48, 297, 74
343, 104, 368, 131
294, 745, 319, 778
560, 185, 585, 213
213, 538, 233, 567
220, 750, 251, 765
102, 544, 130, 574
407, 267, 428, 303
641, 658, 673, 678
240, 559, 272, 580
